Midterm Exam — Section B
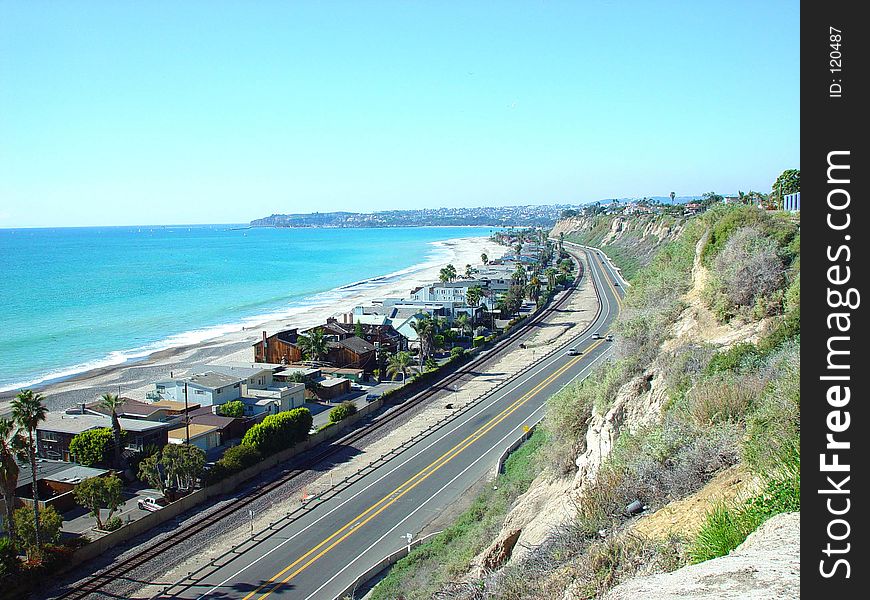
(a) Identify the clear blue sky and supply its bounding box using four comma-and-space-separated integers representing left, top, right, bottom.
0, 1, 799, 227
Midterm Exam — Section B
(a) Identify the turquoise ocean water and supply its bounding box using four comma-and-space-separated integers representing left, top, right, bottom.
0, 225, 492, 392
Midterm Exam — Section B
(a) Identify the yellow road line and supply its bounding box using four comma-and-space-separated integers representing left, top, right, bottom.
242, 340, 606, 599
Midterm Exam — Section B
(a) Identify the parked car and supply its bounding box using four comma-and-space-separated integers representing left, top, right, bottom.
592, 332, 602, 339
137, 496, 168, 512
567, 347, 581, 356
366, 393, 381, 402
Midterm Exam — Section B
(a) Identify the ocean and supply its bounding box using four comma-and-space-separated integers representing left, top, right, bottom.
0, 225, 493, 392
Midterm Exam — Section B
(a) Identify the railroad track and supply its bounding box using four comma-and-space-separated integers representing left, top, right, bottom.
47, 250, 589, 600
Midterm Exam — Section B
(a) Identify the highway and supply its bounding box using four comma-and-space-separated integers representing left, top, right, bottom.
157, 248, 625, 600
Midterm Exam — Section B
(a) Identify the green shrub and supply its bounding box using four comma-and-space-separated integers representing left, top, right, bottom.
241, 407, 313, 455
742, 344, 800, 474
217, 400, 244, 417
705, 342, 762, 374
450, 346, 466, 360
329, 401, 357, 423
0, 537, 20, 576
688, 373, 766, 425
689, 467, 799, 563
219, 444, 262, 472
473, 336, 486, 347
104, 516, 123, 531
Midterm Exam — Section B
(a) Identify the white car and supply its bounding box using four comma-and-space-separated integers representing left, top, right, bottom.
567, 347, 581, 356
137, 496, 168, 512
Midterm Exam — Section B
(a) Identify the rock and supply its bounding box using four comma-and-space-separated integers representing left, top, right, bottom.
480, 529, 522, 571
601, 512, 800, 600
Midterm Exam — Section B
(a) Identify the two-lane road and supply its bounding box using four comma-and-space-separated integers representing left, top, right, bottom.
158, 249, 624, 600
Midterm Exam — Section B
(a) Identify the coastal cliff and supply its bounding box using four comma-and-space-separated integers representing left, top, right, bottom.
552, 213, 687, 279
373, 204, 800, 599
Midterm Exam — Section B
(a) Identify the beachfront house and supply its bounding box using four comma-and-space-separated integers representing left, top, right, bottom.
154, 371, 247, 406
36, 407, 171, 462
153, 368, 304, 415
253, 329, 305, 364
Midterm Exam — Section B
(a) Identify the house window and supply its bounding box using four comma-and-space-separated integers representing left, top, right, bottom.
195, 389, 205, 395
42, 431, 59, 442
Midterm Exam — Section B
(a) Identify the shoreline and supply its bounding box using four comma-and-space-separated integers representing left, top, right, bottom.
0, 235, 503, 413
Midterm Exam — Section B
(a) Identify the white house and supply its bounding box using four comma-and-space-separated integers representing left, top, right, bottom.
154, 371, 246, 407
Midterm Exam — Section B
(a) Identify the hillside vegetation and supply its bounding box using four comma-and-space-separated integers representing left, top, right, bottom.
371, 204, 800, 599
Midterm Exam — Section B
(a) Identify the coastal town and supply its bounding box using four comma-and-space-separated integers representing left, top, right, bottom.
1, 229, 574, 559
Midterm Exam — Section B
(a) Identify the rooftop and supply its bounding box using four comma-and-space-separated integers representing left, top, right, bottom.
204, 364, 272, 379
40, 411, 169, 435
168, 423, 221, 441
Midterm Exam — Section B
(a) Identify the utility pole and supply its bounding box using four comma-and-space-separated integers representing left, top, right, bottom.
184, 381, 191, 445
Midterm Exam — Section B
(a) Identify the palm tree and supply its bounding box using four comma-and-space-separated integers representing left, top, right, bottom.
409, 316, 435, 365
0, 419, 28, 542
99, 392, 124, 468
385, 351, 414, 382
11, 389, 48, 551
544, 267, 557, 290
669, 191, 676, 203
298, 329, 329, 362
481, 252, 488, 266
454, 313, 472, 338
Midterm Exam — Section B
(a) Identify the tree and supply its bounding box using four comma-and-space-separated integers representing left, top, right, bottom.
217, 400, 244, 418
138, 443, 206, 492
454, 313, 472, 338
771, 169, 800, 208
410, 316, 436, 362
511, 264, 527, 287
354, 320, 364, 338
298, 329, 329, 362
558, 258, 573, 275
98, 392, 125, 468
560, 209, 578, 219
0, 419, 27, 542
74, 474, 123, 530
69, 427, 115, 467
385, 351, 413, 381
13, 505, 61, 559
464, 264, 476, 279
138, 453, 165, 493
701, 191, 724, 206
466, 285, 483, 312
161, 443, 206, 491
544, 267, 557, 290
498, 285, 524, 317
11, 389, 47, 552
514, 242, 523, 260
481, 252, 488, 265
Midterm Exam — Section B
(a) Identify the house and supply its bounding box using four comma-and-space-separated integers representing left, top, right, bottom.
204, 364, 274, 388
317, 377, 351, 400
36, 408, 170, 462
5, 460, 111, 521
253, 329, 305, 364
153, 371, 247, 406
148, 398, 201, 417
86, 397, 180, 422
188, 407, 246, 442
168, 423, 222, 452
327, 336, 376, 371
242, 382, 305, 414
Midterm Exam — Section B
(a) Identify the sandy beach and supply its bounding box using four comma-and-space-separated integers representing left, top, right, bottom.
0, 235, 503, 415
